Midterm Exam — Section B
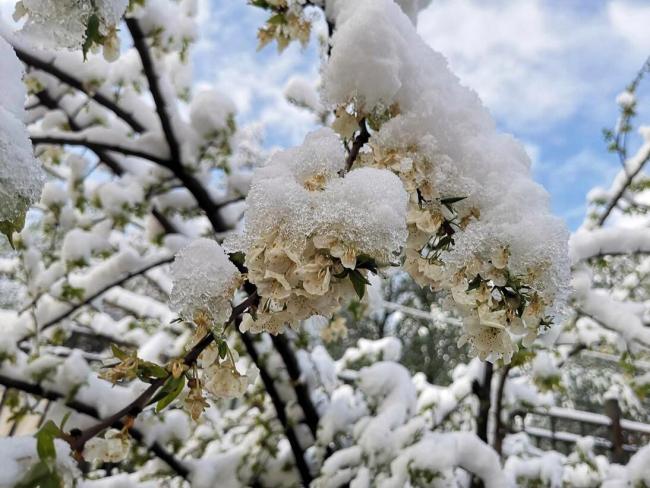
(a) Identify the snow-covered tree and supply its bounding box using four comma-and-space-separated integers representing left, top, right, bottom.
0, 1, 646, 487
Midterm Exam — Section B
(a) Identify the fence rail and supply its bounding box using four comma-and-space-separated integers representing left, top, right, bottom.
511, 399, 650, 463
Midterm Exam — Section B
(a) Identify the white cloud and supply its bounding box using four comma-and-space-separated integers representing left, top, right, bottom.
608, 1, 650, 57
194, 2, 320, 147
417, 0, 650, 134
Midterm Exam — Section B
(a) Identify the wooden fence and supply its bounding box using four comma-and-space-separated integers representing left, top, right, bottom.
511, 399, 650, 463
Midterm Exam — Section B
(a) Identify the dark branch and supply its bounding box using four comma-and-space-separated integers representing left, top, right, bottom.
240, 332, 313, 486
0, 374, 189, 479
271, 335, 320, 437
493, 363, 512, 455
343, 118, 370, 173
126, 19, 181, 163
66, 292, 258, 453
597, 149, 650, 226
125, 18, 229, 233
31, 136, 171, 167
14, 47, 146, 133
24, 256, 174, 341
473, 362, 493, 443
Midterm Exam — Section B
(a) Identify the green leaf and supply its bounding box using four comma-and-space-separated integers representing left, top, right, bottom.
356, 254, 378, 273
35, 421, 62, 464
15, 460, 63, 488
0, 211, 26, 249
111, 343, 130, 361
349, 270, 370, 300
82, 13, 105, 61
156, 376, 186, 413
218, 341, 229, 360
59, 412, 71, 432
249, 0, 272, 9
228, 251, 246, 270
137, 361, 168, 382
60, 283, 85, 301
267, 13, 286, 25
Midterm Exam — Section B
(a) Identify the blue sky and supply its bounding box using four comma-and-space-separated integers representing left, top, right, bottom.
2, 0, 648, 229
194, 0, 650, 230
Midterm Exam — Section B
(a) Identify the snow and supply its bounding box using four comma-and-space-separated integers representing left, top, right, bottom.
615, 90, 635, 109
383, 432, 506, 488
94, 175, 145, 217
0, 437, 79, 487
233, 128, 407, 265
16, 0, 128, 51
570, 227, 650, 264
40, 181, 68, 208
0, 36, 44, 232
285, 76, 324, 115
135, 0, 198, 52
321, 0, 570, 361
170, 238, 242, 324
190, 88, 236, 137
626, 443, 650, 485
339, 337, 402, 368
573, 268, 650, 348
311, 340, 506, 487
532, 351, 560, 379
505, 450, 564, 488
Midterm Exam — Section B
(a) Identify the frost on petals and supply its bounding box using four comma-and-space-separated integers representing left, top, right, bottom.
170, 238, 243, 325
230, 128, 408, 334
0, 36, 44, 245
13, 0, 128, 59
322, 0, 570, 363
83, 429, 131, 464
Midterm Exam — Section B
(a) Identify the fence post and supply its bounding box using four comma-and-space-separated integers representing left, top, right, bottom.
550, 416, 557, 451
604, 398, 625, 463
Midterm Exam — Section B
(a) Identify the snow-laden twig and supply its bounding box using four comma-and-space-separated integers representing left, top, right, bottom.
570, 227, 650, 264
0, 374, 189, 478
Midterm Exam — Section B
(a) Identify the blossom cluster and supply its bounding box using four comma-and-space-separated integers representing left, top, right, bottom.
322, 0, 570, 362
167, 238, 260, 416
13, 0, 129, 60
0, 37, 44, 245
229, 128, 408, 334
170, 238, 243, 326
253, 0, 313, 52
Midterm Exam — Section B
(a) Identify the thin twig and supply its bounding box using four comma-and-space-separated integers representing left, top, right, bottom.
66, 292, 258, 453
0, 375, 189, 478
343, 118, 370, 173
14, 47, 146, 133
21, 256, 174, 342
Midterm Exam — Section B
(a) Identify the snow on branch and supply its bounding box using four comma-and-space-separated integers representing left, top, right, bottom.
569, 227, 650, 264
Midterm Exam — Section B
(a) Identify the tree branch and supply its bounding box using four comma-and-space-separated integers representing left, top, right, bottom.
271, 335, 320, 438
14, 46, 146, 133
31, 135, 171, 167
66, 292, 258, 454
473, 362, 493, 443
0, 374, 189, 478
23, 256, 174, 341
125, 18, 229, 233
125, 19, 181, 163
493, 364, 512, 455
240, 332, 313, 486
32, 89, 179, 235
597, 145, 650, 226
343, 118, 370, 173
